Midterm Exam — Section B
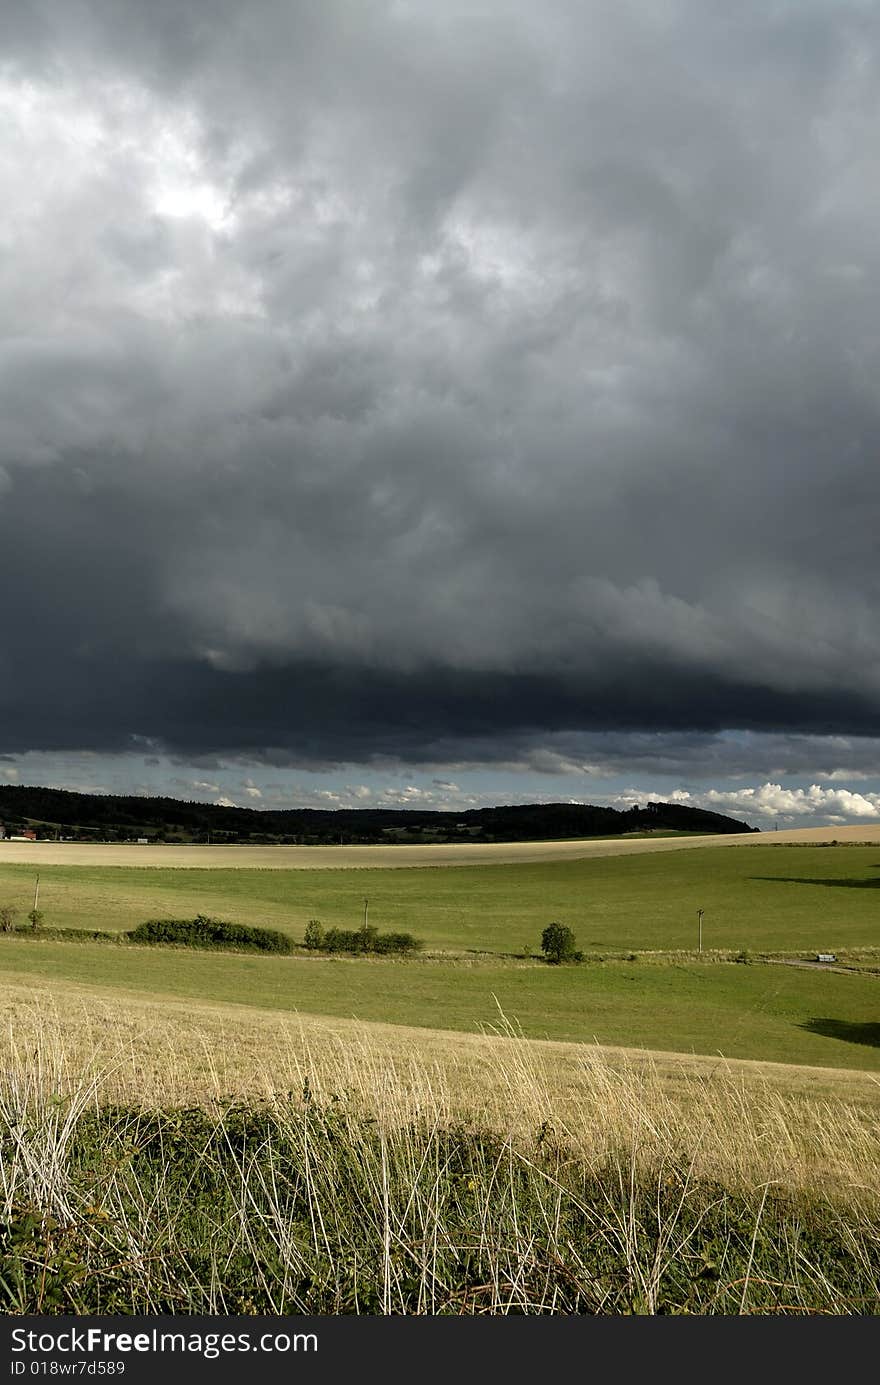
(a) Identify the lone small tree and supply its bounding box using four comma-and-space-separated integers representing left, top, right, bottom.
540, 921, 579, 964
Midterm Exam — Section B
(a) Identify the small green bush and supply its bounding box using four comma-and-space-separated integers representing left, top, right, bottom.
128, 915, 293, 954
322, 928, 369, 954
304, 919, 325, 950
371, 932, 423, 956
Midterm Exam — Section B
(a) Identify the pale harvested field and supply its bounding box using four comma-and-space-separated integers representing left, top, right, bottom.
2, 822, 879, 869
2, 975, 878, 1198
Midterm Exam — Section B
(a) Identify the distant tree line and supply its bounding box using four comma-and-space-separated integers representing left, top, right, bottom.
0, 785, 758, 846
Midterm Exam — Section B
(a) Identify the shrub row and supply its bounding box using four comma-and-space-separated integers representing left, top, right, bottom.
304, 921, 422, 956
128, 915, 293, 954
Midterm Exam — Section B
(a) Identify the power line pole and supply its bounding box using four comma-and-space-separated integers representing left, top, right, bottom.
363, 898, 369, 930
697, 909, 703, 954
33, 874, 40, 912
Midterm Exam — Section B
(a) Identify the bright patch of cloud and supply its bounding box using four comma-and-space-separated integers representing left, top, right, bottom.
701, 782, 880, 821
605, 781, 880, 825
148, 119, 233, 230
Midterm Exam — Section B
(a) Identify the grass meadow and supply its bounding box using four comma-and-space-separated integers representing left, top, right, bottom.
0, 933, 878, 1070
1, 836, 878, 1314
0, 842, 878, 1067
1, 842, 880, 951
0, 988, 877, 1315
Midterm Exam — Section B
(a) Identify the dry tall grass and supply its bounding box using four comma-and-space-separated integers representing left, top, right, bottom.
2, 983, 878, 1314
2, 982, 878, 1206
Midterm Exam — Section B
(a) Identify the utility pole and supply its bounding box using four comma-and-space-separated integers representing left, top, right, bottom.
29, 874, 41, 932
697, 909, 703, 954
363, 898, 369, 930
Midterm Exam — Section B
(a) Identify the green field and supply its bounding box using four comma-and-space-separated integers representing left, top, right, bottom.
1, 934, 878, 1071
2, 842, 880, 1318
1, 842, 878, 1071
1, 843, 879, 953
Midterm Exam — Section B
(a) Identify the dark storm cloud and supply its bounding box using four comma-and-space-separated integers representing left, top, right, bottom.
2, 1, 880, 768
3, 648, 878, 770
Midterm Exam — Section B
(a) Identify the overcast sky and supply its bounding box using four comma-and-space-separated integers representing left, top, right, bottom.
2, 1, 879, 826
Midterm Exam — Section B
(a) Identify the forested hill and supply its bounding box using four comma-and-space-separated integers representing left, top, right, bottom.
0, 785, 758, 844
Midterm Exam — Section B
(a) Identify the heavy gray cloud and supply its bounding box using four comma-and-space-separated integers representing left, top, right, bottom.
2, 1, 879, 772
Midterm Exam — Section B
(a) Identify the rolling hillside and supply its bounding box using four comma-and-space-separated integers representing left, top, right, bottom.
0, 784, 757, 844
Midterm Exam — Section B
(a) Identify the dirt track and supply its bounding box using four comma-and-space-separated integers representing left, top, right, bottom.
1, 822, 878, 870
766, 957, 880, 978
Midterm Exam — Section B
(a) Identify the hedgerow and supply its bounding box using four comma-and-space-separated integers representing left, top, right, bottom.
127, 915, 293, 954
309, 923, 422, 956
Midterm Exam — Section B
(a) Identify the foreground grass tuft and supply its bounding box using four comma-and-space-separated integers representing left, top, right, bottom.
0, 1019, 877, 1316
1, 1099, 877, 1315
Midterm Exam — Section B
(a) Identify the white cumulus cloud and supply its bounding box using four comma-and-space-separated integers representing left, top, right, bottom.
701, 782, 880, 821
